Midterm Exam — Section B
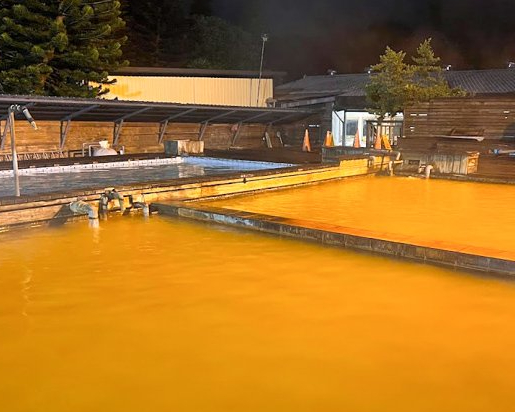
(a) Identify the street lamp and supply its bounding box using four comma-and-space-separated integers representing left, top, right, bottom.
7, 104, 38, 196
256, 33, 268, 107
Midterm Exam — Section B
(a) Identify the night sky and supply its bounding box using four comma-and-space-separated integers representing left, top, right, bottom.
211, 0, 515, 78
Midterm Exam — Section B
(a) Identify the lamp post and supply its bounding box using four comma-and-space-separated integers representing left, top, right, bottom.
8, 104, 38, 196
256, 33, 268, 107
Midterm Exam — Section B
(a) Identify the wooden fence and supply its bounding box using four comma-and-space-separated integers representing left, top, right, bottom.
402, 96, 515, 153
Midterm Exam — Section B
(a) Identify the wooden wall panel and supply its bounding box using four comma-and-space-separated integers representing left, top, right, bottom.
402, 97, 515, 152
0, 120, 285, 156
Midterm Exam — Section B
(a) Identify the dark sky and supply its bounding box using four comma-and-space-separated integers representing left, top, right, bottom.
211, 0, 515, 78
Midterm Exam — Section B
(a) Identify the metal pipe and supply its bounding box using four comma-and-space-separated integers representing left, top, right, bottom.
418, 164, 433, 179
132, 202, 150, 217
425, 165, 433, 179
110, 190, 125, 213
8, 109, 20, 197
7, 104, 38, 196
387, 161, 394, 176
70, 200, 99, 220
100, 189, 125, 214
256, 34, 268, 107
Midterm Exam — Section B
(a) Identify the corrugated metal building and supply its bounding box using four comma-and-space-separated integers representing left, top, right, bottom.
103, 67, 285, 107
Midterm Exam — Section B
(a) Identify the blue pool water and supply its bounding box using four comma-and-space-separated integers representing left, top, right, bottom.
0, 157, 291, 197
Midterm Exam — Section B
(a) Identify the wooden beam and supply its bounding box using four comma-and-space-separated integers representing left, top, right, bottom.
59, 120, 72, 150
204, 110, 238, 124
61, 104, 99, 122
158, 120, 169, 144
113, 107, 152, 123
112, 107, 152, 145
157, 108, 198, 143
198, 110, 239, 142
230, 122, 243, 148
160, 108, 197, 123
240, 111, 271, 124
113, 120, 124, 145
198, 122, 209, 141
269, 112, 300, 125
57, 105, 100, 151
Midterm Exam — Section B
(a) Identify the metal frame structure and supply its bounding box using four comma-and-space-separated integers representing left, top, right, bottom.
0, 95, 316, 149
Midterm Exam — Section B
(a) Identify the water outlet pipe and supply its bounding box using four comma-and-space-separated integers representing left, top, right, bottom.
132, 202, 150, 217
70, 201, 99, 220
387, 161, 394, 176
418, 165, 433, 179
100, 189, 125, 214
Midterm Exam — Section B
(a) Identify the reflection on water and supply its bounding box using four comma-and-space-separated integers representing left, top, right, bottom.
208, 176, 515, 254
1, 216, 515, 411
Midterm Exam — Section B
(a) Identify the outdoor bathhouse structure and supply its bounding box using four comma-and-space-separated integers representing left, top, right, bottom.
0, 96, 313, 162
0, 68, 319, 161
275, 68, 515, 149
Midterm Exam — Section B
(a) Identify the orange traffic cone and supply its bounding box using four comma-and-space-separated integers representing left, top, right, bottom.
302, 129, 311, 152
324, 131, 334, 147
353, 130, 361, 148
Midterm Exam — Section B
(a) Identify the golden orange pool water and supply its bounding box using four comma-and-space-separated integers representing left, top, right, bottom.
207, 176, 515, 255
1, 213, 515, 411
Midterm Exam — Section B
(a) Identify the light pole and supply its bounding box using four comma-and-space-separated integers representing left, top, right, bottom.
8, 104, 38, 196
256, 33, 268, 107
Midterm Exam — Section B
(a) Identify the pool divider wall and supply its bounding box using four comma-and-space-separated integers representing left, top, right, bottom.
0, 156, 390, 231
153, 203, 515, 277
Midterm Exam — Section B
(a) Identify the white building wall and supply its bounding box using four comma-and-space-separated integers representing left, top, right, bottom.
332, 110, 404, 146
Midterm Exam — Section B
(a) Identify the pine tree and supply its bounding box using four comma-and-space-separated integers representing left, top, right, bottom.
408, 38, 464, 102
124, 0, 188, 66
45, 0, 128, 97
366, 39, 465, 119
365, 47, 411, 120
187, 15, 260, 70
0, 0, 67, 95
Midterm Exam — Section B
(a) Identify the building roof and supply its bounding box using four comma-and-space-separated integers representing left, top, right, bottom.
0, 95, 315, 125
113, 66, 287, 80
445, 69, 515, 94
275, 69, 515, 108
275, 73, 368, 103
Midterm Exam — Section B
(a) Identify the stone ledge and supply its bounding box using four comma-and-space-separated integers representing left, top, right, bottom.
153, 203, 515, 278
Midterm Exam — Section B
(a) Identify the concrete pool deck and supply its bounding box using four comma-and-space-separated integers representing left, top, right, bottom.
2, 149, 513, 277
0, 156, 383, 231
154, 202, 515, 277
